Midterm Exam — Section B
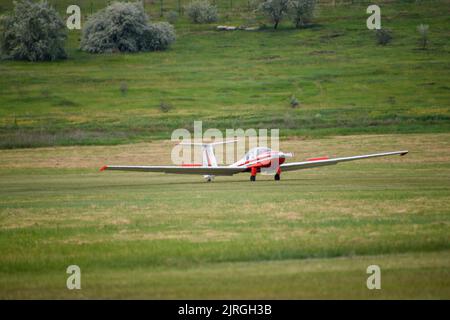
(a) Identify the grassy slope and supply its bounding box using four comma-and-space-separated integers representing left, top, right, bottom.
0, 1, 449, 147
0, 133, 449, 298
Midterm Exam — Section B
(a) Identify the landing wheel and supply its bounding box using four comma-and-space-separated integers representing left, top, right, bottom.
250, 175, 256, 182
274, 173, 281, 181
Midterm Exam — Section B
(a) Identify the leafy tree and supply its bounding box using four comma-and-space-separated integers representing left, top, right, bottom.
185, 0, 218, 24
0, 0, 67, 61
80, 1, 175, 53
259, 0, 292, 29
290, 0, 316, 29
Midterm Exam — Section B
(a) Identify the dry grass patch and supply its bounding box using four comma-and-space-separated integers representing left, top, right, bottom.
0, 133, 449, 169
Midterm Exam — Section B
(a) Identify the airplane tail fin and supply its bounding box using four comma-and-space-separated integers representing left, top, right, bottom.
179, 140, 238, 167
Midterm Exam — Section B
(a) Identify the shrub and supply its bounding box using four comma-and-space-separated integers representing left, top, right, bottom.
159, 101, 173, 113
80, 1, 175, 53
81, 2, 147, 53
120, 82, 128, 95
375, 29, 392, 46
141, 22, 176, 51
0, 0, 67, 61
290, 95, 299, 108
165, 10, 179, 24
290, 0, 316, 28
185, 0, 218, 24
417, 24, 429, 49
258, 0, 292, 29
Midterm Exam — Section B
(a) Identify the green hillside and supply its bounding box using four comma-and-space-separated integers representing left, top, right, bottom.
1, 133, 449, 298
0, 0, 449, 148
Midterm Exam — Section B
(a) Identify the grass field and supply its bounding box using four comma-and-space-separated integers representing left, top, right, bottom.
0, 0, 449, 147
0, 0, 449, 299
0, 133, 449, 299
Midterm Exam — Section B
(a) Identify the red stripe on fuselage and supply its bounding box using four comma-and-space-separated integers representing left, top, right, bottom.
248, 156, 286, 169
238, 152, 277, 167
307, 157, 329, 161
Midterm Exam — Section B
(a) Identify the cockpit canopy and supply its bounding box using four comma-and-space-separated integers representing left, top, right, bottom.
244, 147, 272, 161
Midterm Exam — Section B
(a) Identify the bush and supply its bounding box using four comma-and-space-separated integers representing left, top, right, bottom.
159, 101, 173, 113
120, 82, 128, 95
0, 0, 67, 61
185, 0, 218, 24
290, 0, 316, 28
80, 1, 175, 53
258, 0, 292, 29
375, 29, 392, 46
165, 10, 179, 24
141, 22, 176, 51
290, 95, 299, 108
80, 2, 148, 53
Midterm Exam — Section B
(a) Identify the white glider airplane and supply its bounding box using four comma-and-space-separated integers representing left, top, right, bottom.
100, 140, 408, 182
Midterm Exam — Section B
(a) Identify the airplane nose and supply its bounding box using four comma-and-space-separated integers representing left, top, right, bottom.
282, 152, 293, 158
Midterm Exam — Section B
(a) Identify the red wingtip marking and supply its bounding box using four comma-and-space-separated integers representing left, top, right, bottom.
100, 165, 108, 172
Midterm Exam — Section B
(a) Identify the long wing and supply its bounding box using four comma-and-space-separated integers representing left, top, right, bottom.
100, 165, 245, 176
280, 150, 408, 172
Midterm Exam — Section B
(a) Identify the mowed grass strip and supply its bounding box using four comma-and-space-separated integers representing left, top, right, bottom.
1, 251, 449, 299
0, 1, 449, 147
0, 133, 449, 298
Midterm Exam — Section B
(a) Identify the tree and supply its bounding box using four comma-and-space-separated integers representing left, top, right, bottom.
259, 0, 292, 29
80, 1, 176, 53
417, 24, 429, 50
185, 0, 218, 24
0, 0, 67, 61
290, 0, 316, 29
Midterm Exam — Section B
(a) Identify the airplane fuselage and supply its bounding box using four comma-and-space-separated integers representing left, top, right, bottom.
204, 148, 292, 182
